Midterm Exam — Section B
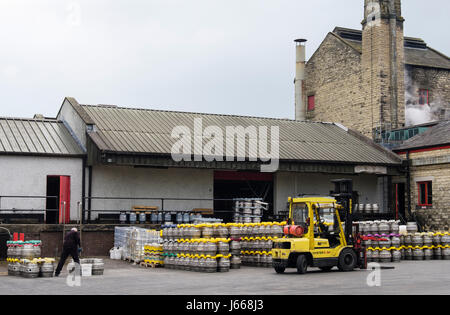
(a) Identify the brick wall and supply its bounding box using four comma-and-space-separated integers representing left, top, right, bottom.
1, 224, 159, 258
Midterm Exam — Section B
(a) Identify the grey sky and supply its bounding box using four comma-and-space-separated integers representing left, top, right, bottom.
1, 0, 449, 120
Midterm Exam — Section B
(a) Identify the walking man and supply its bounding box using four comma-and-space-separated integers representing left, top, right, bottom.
55, 227, 81, 277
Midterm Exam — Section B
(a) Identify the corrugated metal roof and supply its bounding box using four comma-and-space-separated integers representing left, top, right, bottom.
81, 104, 402, 165
394, 120, 450, 151
0, 117, 85, 156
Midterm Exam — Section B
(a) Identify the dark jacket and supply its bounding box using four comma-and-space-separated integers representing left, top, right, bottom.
63, 230, 81, 250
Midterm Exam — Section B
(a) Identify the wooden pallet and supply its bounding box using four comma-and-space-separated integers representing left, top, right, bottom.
191, 208, 214, 215
124, 257, 141, 264
132, 206, 159, 212
140, 261, 162, 268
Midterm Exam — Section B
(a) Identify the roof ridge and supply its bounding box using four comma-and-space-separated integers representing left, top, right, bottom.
0, 116, 59, 123
333, 26, 427, 42
80, 103, 332, 125
395, 120, 450, 150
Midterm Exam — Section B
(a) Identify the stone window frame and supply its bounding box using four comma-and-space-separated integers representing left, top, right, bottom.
418, 89, 430, 106
307, 94, 315, 112
417, 181, 433, 207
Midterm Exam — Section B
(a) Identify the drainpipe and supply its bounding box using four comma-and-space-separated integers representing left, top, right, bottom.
88, 166, 93, 223
81, 156, 86, 224
406, 151, 412, 219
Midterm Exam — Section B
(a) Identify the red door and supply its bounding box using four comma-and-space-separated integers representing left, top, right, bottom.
59, 176, 71, 224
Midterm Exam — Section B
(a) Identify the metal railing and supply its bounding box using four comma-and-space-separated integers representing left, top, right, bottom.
0, 195, 280, 224
83, 196, 276, 223
0, 195, 59, 224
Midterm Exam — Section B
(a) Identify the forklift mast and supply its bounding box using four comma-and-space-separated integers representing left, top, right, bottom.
330, 179, 358, 245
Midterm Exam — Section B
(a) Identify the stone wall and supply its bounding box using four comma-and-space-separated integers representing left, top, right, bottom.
361, 17, 406, 134
305, 33, 367, 135
405, 65, 450, 121
397, 149, 450, 231
306, 22, 407, 138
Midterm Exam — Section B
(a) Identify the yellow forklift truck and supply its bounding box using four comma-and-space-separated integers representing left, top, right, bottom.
272, 179, 367, 274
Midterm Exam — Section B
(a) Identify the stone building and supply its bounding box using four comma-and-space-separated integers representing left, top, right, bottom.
393, 121, 450, 230
301, 0, 450, 142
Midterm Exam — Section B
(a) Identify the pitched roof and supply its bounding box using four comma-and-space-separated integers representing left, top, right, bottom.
76, 102, 402, 165
332, 27, 450, 70
394, 120, 450, 151
0, 117, 85, 156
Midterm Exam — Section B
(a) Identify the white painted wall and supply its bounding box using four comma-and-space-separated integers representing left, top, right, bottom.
57, 99, 87, 150
88, 166, 213, 219
0, 155, 83, 221
274, 172, 383, 214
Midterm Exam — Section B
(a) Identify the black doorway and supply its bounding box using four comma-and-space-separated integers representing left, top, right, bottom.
46, 176, 60, 224
213, 171, 274, 222
396, 183, 406, 221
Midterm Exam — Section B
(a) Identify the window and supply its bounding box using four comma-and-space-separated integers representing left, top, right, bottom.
418, 89, 429, 105
307, 95, 315, 111
291, 203, 309, 225
417, 181, 432, 206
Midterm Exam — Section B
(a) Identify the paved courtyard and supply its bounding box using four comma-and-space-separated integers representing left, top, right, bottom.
0, 258, 449, 295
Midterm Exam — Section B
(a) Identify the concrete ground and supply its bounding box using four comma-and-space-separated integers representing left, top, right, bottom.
0, 258, 449, 295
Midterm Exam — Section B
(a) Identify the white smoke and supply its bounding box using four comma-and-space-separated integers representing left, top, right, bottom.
404, 71, 442, 127
405, 105, 435, 126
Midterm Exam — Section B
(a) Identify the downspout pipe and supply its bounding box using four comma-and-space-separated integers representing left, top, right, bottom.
88, 165, 93, 223
406, 151, 412, 219
81, 156, 86, 224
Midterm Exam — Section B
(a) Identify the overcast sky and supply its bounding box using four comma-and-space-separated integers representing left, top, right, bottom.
1, 0, 449, 120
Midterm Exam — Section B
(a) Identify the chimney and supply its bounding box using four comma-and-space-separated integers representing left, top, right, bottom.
294, 39, 307, 121
361, 0, 405, 137
387, 0, 398, 129
33, 114, 45, 120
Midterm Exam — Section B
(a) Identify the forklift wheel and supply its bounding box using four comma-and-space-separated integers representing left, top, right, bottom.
274, 266, 285, 274
338, 248, 357, 272
296, 255, 308, 274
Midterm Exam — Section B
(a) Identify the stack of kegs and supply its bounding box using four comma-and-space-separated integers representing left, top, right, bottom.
356, 203, 380, 214
162, 238, 231, 273
7, 257, 55, 278
144, 243, 164, 266
233, 198, 268, 223
161, 221, 286, 272
358, 221, 450, 263
6, 240, 42, 260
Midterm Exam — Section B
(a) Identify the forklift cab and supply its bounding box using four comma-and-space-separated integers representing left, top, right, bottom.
288, 198, 344, 248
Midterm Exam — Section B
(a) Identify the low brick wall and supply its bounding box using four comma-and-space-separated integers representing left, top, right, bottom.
0, 224, 160, 258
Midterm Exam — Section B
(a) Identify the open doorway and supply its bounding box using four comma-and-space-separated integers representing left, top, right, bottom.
213, 171, 274, 222
46, 175, 71, 224
395, 183, 406, 221
46, 176, 60, 224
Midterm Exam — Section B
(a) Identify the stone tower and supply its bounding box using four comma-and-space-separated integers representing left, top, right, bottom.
361, 0, 406, 139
